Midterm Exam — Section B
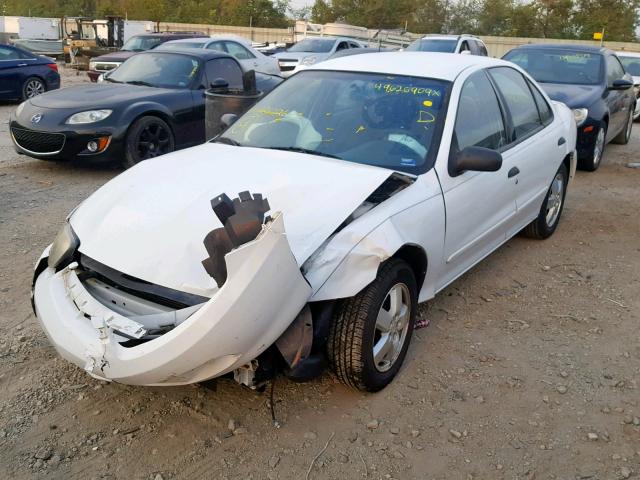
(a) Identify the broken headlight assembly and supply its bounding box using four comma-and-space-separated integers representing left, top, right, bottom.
48, 222, 80, 270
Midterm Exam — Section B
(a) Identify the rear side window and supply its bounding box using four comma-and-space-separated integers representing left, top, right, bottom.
528, 79, 553, 126
489, 67, 542, 141
205, 58, 243, 89
206, 41, 227, 53
0, 46, 26, 60
348, 42, 361, 49
453, 70, 507, 153
477, 41, 488, 56
224, 41, 255, 60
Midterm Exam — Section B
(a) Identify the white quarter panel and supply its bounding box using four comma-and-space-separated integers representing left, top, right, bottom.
306, 170, 445, 303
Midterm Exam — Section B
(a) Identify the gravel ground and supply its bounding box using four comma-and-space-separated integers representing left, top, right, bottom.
0, 66, 639, 480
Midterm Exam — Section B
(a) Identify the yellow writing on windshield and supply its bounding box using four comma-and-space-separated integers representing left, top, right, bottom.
423, 100, 433, 107
417, 111, 436, 123
374, 83, 441, 97
257, 108, 288, 118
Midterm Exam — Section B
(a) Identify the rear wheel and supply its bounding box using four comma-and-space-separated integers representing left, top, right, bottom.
612, 110, 633, 145
578, 123, 606, 172
327, 259, 416, 392
123, 116, 175, 168
22, 77, 45, 99
522, 163, 568, 239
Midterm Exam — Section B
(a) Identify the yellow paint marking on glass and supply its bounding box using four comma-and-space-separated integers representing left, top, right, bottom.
423, 100, 433, 107
417, 111, 436, 123
322, 138, 334, 143
326, 127, 334, 131
356, 125, 366, 134
257, 108, 288, 118
325, 112, 332, 116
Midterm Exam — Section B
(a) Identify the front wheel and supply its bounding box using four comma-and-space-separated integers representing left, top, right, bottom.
578, 123, 606, 172
327, 259, 416, 392
123, 116, 175, 168
522, 163, 568, 239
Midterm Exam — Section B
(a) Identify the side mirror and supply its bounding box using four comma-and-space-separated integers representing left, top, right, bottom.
210, 78, 229, 93
460, 50, 471, 55
449, 146, 503, 177
609, 79, 633, 90
220, 113, 238, 129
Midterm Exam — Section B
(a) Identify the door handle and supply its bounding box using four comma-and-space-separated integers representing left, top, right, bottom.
557, 137, 566, 146
508, 167, 520, 178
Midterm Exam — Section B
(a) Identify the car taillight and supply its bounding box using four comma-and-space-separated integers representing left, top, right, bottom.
46, 63, 58, 72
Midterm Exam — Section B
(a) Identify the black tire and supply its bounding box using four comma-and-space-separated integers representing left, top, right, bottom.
123, 116, 175, 168
522, 163, 568, 240
22, 77, 46, 100
578, 122, 606, 172
612, 109, 633, 145
327, 258, 417, 392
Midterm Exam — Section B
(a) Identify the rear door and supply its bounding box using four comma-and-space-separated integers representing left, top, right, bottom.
487, 66, 560, 232
436, 69, 517, 289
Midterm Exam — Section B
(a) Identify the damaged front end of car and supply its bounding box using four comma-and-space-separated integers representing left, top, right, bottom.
33, 191, 317, 387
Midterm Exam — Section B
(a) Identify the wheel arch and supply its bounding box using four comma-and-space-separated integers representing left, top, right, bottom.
391, 244, 428, 292
126, 109, 176, 138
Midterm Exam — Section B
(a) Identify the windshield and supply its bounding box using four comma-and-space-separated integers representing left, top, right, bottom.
122, 36, 163, 52
107, 53, 199, 89
405, 39, 457, 53
504, 49, 603, 85
220, 71, 449, 174
619, 56, 640, 76
162, 41, 205, 49
287, 39, 335, 53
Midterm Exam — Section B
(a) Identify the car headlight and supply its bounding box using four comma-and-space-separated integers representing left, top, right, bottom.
48, 222, 80, 270
66, 110, 112, 124
573, 108, 588, 127
301, 56, 317, 66
15, 101, 26, 117
89, 61, 97, 70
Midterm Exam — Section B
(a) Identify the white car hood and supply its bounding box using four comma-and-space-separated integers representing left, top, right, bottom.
273, 52, 329, 61
70, 143, 392, 297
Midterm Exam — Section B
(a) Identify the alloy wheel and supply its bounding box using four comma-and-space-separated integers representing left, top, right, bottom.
136, 122, 171, 160
545, 171, 565, 228
373, 283, 411, 372
25, 79, 45, 98
592, 128, 605, 168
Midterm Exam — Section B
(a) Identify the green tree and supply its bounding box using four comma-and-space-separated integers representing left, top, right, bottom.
444, 0, 482, 34
311, 0, 334, 23
573, 0, 639, 41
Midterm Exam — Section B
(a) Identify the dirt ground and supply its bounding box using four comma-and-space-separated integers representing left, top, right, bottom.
0, 65, 639, 480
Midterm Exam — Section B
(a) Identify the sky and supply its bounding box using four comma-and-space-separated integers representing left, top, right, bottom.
290, 0, 314, 8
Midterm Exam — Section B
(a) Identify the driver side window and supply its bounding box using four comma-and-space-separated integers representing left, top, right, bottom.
336, 41, 349, 51
205, 58, 243, 90
606, 55, 625, 85
452, 70, 507, 154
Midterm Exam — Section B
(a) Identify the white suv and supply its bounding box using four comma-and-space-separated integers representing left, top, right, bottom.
406, 34, 488, 56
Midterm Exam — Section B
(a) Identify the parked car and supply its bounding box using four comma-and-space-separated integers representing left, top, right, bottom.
0, 44, 59, 101
273, 37, 366, 76
503, 44, 635, 171
292, 46, 390, 73
159, 36, 281, 76
87, 32, 208, 82
615, 51, 640, 120
405, 34, 488, 56
11, 50, 282, 167
32, 53, 577, 392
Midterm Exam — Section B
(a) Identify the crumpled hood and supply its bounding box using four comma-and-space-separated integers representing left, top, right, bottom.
29, 84, 174, 110
70, 143, 392, 297
538, 83, 601, 109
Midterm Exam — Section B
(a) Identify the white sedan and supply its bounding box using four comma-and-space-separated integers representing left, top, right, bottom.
33, 53, 577, 392
160, 35, 281, 76
616, 51, 640, 120
273, 37, 366, 77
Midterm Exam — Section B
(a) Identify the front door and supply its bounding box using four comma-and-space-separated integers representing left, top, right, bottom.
435, 70, 517, 290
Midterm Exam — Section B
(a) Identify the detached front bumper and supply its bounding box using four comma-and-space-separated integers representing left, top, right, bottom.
33, 214, 312, 386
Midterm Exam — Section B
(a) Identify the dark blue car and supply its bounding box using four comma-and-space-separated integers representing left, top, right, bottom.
0, 44, 60, 101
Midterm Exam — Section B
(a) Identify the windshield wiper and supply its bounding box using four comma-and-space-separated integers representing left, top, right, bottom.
104, 77, 121, 83
264, 146, 341, 159
213, 136, 242, 146
125, 80, 154, 87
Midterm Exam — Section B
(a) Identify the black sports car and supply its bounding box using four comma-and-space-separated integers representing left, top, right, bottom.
503, 44, 635, 171
10, 49, 283, 167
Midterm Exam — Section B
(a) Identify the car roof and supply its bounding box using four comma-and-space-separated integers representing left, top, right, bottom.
512, 43, 611, 55
419, 34, 480, 41
138, 48, 236, 61
163, 35, 252, 46
132, 32, 206, 39
615, 50, 640, 58
308, 52, 509, 81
